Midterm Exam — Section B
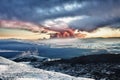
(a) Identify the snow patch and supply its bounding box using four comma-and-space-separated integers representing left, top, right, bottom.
17, 78, 41, 80
0, 65, 8, 72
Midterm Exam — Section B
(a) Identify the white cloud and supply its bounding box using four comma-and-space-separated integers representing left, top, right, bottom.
42, 15, 88, 28
35, 2, 87, 15
43, 15, 88, 24
0, 49, 21, 52
63, 2, 83, 11
53, 15, 88, 23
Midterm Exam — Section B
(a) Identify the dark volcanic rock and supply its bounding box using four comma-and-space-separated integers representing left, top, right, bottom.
29, 54, 120, 80
62, 54, 120, 64
13, 54, 120, 80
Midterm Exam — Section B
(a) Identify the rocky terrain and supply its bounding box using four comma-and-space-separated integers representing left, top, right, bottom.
0, 56, 93, 80
14, 54, 120, 80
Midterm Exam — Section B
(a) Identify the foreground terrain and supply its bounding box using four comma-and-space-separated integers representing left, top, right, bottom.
13, 54, 120, 80
0, 56, 93, 80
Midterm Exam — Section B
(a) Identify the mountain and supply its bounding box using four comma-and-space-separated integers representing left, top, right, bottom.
12, 54, 61, 62
27, 54, 120, 80
0, 56, 94, 80
58, 54, 120, 64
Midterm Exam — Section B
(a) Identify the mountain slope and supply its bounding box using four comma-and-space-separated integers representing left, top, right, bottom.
0, 56, 94, 80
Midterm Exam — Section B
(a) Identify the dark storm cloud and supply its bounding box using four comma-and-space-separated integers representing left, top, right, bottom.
0, 0, 120, 30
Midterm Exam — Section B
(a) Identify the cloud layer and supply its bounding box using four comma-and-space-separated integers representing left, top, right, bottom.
0, 0, 120, 30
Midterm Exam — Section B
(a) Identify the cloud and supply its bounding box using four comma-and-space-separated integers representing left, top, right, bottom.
35, 1, 86, 14
0, 0, 120, 30
41, 15, 88, 30
80, 27, 120, 38
0, 28, 50, 40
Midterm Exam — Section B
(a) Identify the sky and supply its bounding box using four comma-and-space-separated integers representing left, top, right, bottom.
0, 0, 120, 39
0, 28, 50, 40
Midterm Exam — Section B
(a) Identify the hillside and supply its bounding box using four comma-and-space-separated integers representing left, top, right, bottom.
0, 56, 93, 80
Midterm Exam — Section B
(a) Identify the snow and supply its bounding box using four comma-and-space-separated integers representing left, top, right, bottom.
17, 78, 42, 80
0, 56, 94, 80
0, 65, 8, 72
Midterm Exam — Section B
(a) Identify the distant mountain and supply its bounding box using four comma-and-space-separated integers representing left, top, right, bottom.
49, 54, 120, 64
13, 55, 49, 62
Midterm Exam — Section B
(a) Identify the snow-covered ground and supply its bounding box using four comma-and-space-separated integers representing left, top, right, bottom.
0, 56, 94, 80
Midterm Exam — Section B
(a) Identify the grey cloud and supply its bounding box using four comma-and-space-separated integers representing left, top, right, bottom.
0, 0, 120, 30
